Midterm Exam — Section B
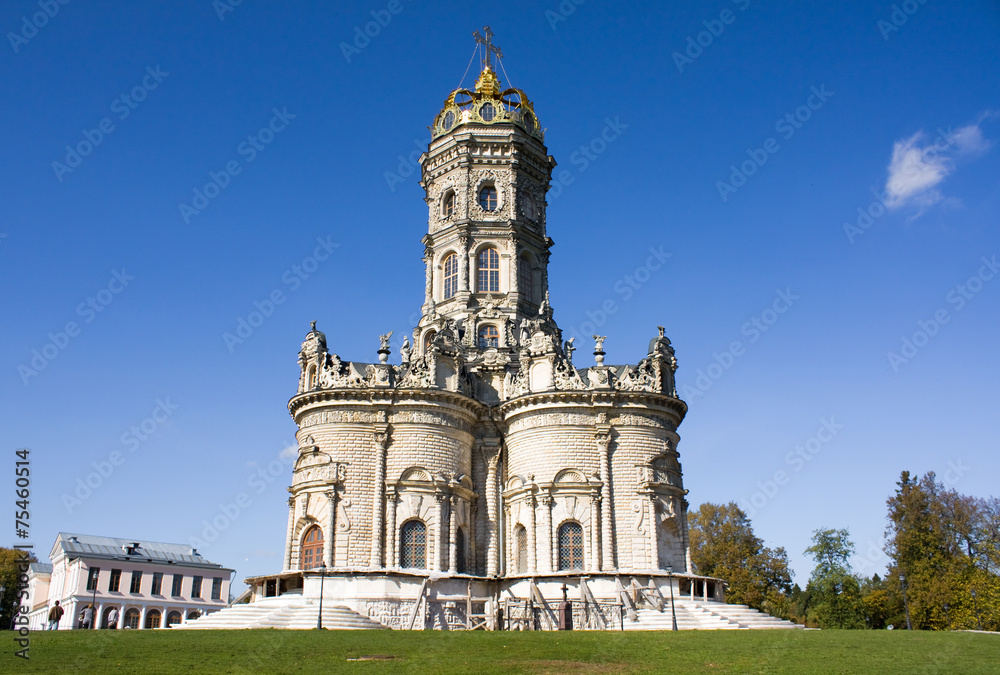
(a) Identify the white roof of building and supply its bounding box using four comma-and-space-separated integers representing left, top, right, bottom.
50, 532, 234, 572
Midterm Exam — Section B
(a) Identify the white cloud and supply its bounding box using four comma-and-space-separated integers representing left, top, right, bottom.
883, 115, 993, 212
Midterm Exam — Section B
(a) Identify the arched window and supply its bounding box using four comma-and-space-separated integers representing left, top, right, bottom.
443, 192, 456, 218
455, 527, 467, 574
144, 609, 161, 629
479, 186, 498, 211
443, 254, 458, 300
477, 247, 500, 293
101, 606, 119, 629
518, 256, 533, 303
124, 608, 140, 630
299, 525, 324, 570
558, 522, 584, 571
166, 611, 182, 627
186, 611, 200, 621
515, 525, 528, 574
478, 325, 499, 349
423, 330, 437, 354
400, 520, 427, 569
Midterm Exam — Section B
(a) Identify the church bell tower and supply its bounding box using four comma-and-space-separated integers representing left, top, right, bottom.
415, 28, 556, 384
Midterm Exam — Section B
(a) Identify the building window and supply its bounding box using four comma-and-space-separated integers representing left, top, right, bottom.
192, 576, 203, 599
108, 569, 121, 593
144, 609, 161, 629
129, 571, 142, 594
423, 330, 437, 354
212, 578, 222, 600
124, 608, 140, 629
171, 574, 183, 597
518, 256, 533, 303
443, 192, 456, 218
478, 325, 499, 349
456, 528, 467, 574
477, 247, 500, 293
515, 526, 528, 574
86, 567, 100, 592
166, 611, 182, 627
558, 522, 585, 571
400, 520, 427, 569
300, 525, 324, 570
479, 102, 496, 122
151, 572, 163, 595
187, 611, 200, 621
443, 254, 459, 300
479, 186, 498, 212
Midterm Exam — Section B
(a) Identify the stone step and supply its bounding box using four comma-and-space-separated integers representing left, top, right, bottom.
175, 599, 387, 630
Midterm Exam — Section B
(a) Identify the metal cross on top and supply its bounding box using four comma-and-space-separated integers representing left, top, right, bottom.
473, 26, 503, 71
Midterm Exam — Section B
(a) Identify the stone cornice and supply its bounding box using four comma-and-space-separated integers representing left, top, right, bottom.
288, 387, 486, 420
497, 389, 687, 423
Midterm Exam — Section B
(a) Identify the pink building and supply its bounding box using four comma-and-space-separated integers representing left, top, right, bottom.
26, 533, 234, 630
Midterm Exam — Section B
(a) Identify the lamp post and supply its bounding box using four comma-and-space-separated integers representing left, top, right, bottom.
316, 565, 327, 630
665, 565, 678, 632
899, 573, 912, 631
971, 589, 982, 631
943, 602, 950, 629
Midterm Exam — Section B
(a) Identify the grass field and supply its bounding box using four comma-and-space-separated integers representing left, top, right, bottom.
8, 629, 998, 674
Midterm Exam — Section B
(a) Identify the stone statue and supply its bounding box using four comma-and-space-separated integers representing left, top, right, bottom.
379, 331, 394, 351
593, 335, 606, 352
400, 336, 411, 364
564, 337, 575, 363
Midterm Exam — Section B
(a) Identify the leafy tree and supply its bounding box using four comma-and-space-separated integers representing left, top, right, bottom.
803, 528, 865, 628
688, 502, 793, 616
0, 546, 39, 629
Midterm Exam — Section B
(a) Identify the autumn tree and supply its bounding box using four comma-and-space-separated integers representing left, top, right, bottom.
688, 502, 793, 618
0, 547, 38, 629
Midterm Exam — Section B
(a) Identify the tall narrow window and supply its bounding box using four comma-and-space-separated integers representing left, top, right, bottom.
443, 192, 456, 218
479, 186, 498, 211
557, 522, 584, 571
151, 572, 163, 595
515, 526, 528, 574
443, 254, 458, 300
477, 248, 500, 293
108, 569, 121, 593
518, 256, 533, 303
300, 525, 324, 570
86, 567, 100, 592
192, 576, 203, 599
455, 528, 467, 574
212, 577, 222, 600
478, 325, 499, 349
171, 574, 183, 597
400, 520, 427, 569
129, 571, 142, 594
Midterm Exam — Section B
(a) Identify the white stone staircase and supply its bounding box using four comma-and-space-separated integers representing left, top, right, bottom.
624, 599, 802, 630
173, 596, 387, 630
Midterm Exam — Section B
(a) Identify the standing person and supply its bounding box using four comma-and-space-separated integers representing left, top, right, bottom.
107, 607, 119, 629
79, 604, 94, 629
47, 601, 64, 630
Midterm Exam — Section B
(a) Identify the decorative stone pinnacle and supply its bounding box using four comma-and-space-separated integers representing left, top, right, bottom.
378, 331, 393, 363
593, 335, 606, 365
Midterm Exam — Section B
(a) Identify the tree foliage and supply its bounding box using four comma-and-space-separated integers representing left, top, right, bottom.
688, 502, 793, 617
803, 528, 865, 628
0, 546, 39, 629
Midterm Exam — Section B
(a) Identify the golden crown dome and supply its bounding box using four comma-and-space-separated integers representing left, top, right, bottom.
432, 64, 542, 141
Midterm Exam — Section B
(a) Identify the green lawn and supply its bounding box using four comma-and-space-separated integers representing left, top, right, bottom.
9, 629, 998, 674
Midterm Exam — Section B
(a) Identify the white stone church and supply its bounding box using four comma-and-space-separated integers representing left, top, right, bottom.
183, 31, 798, 631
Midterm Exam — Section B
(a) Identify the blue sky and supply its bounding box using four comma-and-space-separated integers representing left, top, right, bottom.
2, 0, 998, 588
